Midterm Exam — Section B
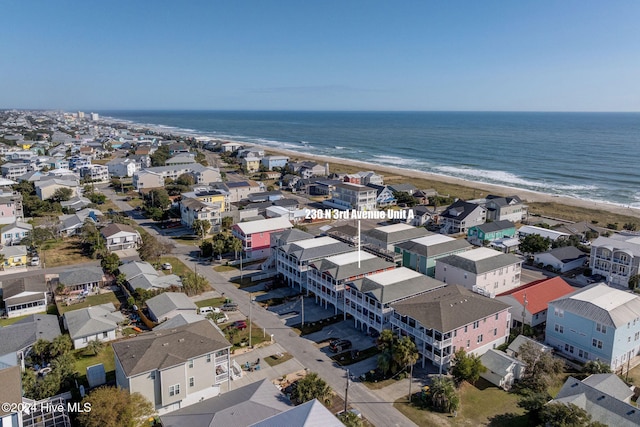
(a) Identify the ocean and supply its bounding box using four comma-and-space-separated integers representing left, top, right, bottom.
98, 111, 640, 208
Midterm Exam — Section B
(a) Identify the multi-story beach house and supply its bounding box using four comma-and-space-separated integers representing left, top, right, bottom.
589, 234, 640, 287
220, 180, 263, 203
261, 155, 290, 170
0, 192, 23, 225
179, 197, 224, 232
545, 283, 640, 371
307, 250, 396, 315
133, 164, 221, 190
481, 195, 527, 223
391, 284, 511, 370
112, 320, 232, 414
1, 163, 28, 180
363, 223, 431, 253
100, 223, 142, 252
435, 247, 522, 298
324, 183, 377, 211
107, 157, 141, 177
79, 164, 110, 182
439, 200, 486, 234
496, 276, 575, 329
232, 217, 293, 259
35, 177, 79, 201
466, 220, 516, 246
365, 184, 397, 208
396, 234, 472, 277
133, 170, 166, 191
276, 236, 352, 290
241, 156, 262, 173
345, 267, 447, 333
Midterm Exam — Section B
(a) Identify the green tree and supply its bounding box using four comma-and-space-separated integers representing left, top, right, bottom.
145, 188, 171, 210
176, 173, 195, 186
50, 352, 76, 383
200, 240, 214, 258
393, 191, 418, 207
86, 339, 105, 355
393, 336, 420, 373
77, 386, 155, 427
376, 330, 395, 376
518, 390, 551, 424
540, 403, 594, 427
50, 335, 73, 358
519, 234, 551, 255
51, 187, 73, 202
150, 145, 171, 167
192, 219, 211, 239
100, 252, 121, 275
182, 272, 209, 296
629, 274, 640, 291
291, 372, 332, 405
450, 349, 487, 385
583, 360, 612, 374
213, 239, 226, 259
429, 376, 459, 413
138, 233, 173, 262
22, 226, 56, 249
221, 216, 234, 230
31, 338, 51, 364
337, 411, 363, 427
516, 340, 564, 393
80, 219, 105, 258
230, 237, 243, 260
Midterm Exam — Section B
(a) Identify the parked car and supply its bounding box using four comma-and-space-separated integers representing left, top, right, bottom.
330, 339, 352, 353
198, 306, 220, 315
222, 303, 239, 311
30, 256, 40, 266
234, 320, 247, 330
588, 274, 606, 284
161, 262, 172, 270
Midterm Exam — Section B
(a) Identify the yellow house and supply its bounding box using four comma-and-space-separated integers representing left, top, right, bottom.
191, 191, 228, 213
0, 245, 28, 268
21, 143, 32, 150
242, 157, 261, 173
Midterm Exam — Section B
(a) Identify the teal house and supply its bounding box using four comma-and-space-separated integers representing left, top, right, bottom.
395, 234, 472, 277
467, 220, 516, 246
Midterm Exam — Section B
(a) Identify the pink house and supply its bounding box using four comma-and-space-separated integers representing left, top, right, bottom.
232, 217, 293, 259
391, 284, 511, 370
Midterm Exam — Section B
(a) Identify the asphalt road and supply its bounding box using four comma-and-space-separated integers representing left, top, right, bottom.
99, 185, 418, 427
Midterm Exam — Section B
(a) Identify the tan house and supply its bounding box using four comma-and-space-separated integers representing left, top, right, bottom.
112, 320, 232, 414
100, 223, 142, 252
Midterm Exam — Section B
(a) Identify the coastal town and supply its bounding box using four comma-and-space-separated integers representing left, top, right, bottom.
2, 109, 640, 427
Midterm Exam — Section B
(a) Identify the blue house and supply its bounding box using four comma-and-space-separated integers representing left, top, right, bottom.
261, 155, 289, 171
545, 283, 640, 371
467, 220, 516, 246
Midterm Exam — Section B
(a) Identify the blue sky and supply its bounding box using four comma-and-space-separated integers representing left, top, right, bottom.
1, 1, 639, 111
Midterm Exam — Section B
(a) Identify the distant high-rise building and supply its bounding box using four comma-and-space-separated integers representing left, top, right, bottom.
90, 112, 99, 121
77, 111, 85, 118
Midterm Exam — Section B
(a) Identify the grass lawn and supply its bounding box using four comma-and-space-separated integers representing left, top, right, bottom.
96, 198, 120, 214
58, 292, 121, 314
73, 344, 116, 387
223, 320, 271, 350
213, 265, 238, 272
170, 236, 200, 246
394, 379, 528, 427
195, 297, 226, 308
160, 256, 192, 277
264, 352, 294, 367
42, 238, 93, 267
0, 313, 31, 327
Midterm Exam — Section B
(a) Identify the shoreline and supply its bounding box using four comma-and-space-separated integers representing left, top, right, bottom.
108, 118, 640, 221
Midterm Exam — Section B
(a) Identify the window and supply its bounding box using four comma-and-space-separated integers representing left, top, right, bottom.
189, 377, 194, 387
477, 335, 483, 343
494, 328, 497, 336
206, 354, 211, 363
169, 384, 180, 396
596, 323, 607, 334
464, 325, 468, 333
554, 308, 564, 318
554, 324, 564, 334
188, 360, 194, 368
495, 313, 499, 320
635, 332, 639, 341
473, 321, 480, 329
466, 340, 470, 348
102, 332, 108, 338
592, 339, 603, 349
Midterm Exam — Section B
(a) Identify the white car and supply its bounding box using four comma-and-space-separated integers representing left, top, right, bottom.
161, 263, 172, 270
30, 257, 40, 266
198, 306, 220, 315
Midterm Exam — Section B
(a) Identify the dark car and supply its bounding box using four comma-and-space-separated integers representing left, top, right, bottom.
222, 303, 239, 311
588, 274, 606, 283
330, 339, 352, 353
234, 320, 247, 330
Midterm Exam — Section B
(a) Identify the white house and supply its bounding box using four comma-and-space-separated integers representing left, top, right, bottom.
534, 246, 588, 273
146, 292, 198, 323
589, 234, 640, 287
0, 221, 32, 246
100, 223, 142, 252
479, 349, 527, 390
63, 303, 124, 349
1, 276, 48, 318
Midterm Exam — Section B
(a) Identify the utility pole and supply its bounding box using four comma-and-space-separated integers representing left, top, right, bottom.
408, 363, 414, 403
301, 295, 304, 328
344, 369, 349, 413
521, 292, 528, 336
249, 292, 253, 348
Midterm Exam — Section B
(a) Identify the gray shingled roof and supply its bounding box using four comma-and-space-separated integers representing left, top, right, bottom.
552, 376, 640, 427
365, 226, 430, 245
160, 379, 292, 427
356, 270, 446, 304
119, 261, 158, 280
392, 285, 511, 332
441, 199, 484, 221
146, 292, 197, 320
112, 320, 230, 377
127, 273, 182, 291
311, 254, 395, 281
582, 374, 634, 402
0, 314, 61, 354
473, 220, 516, 234
154, 313, 204, 330
1, 275, 47, 300
543, 246, 588, 263
437, 251, 521, 274
281, 238, 352, 262
59, 266, 104, 287
271, 228, 314, 246
396, 238, 472, 257
480, 349, 525, 377
64, 303, 124, 340
250, 398, 344, 427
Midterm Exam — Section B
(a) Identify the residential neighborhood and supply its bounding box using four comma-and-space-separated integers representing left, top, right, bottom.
1, 109, 640, 427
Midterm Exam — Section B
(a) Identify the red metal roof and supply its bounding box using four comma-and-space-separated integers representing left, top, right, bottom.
497, 276, 575, 315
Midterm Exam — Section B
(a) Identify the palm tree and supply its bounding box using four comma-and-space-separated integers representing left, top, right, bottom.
213, 240, 226, 260
31, 339, 50, 364
430, 376, 459, 413
230, 237, 243, 260
0, 253, 5, 270
292, 372, 332, 405
393, 336, 419, 372
86, 339, 104, 355
50, 335, 72, 358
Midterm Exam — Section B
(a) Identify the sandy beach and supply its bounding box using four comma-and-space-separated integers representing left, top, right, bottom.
236, 141, 640, 221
